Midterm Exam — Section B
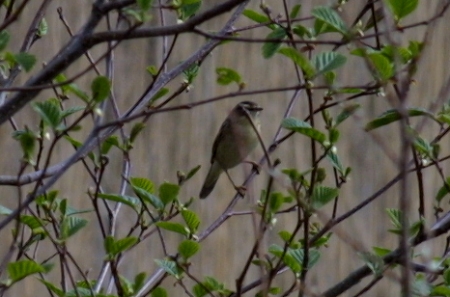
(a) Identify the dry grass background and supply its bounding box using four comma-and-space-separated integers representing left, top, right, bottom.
0, 0, 449, 296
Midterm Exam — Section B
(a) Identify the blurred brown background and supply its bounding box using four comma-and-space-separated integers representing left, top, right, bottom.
1, 0, 449, 296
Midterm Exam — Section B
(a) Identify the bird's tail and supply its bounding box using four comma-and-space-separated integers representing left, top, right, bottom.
199, 162, 222, 199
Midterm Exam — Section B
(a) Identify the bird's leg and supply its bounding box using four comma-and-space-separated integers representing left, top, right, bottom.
243, 160, 261, 174
224, 170, 246, 197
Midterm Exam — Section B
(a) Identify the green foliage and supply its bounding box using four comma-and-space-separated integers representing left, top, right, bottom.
0, 30, 10, 51
269, 244, 321, 274
278, 47, 315, 78
312, 51, 347, 78
32, 101, 62, 130
104, 236, 138, 259
54, 73, 90, 102
60, 216, 88, 240
192, 276, 232, 297
91, 76, 111, 103
37, 18, 48, 37
216, 67, 242, 86
387, 0, 419, 22
151, 287, 168, 297
12, 127, 37, 162
156, 221, 189, 236
176, 0, 201, 21
137, 0, 153, 11
358, 252, 385, 276
155, 259, 180, 278
262, 27, 287, 59
178, 239, 200, 260
100, 135, 120, 154
435, 177, 450, 203
7, 260, 49, 285
159, 182, 180, 205
183, 63, 199, 84
312, 6, 348, 36
282, 117, 326, 144
182, 209, 200, 233
149, 88, 169, 105
97, 193, 141, 211
365, 108, 435, 131
242, 9, 276, 29
13, 52, 36, 72
311, 186, 339, 209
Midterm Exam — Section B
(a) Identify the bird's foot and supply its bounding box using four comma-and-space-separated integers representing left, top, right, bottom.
235, 185, 247, 197
244, 161, 261, 174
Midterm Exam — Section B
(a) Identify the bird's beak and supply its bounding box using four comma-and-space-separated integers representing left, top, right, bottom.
250, 106, 263, 111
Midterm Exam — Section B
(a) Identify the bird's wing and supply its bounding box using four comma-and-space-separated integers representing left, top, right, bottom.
211, 118, 231, 164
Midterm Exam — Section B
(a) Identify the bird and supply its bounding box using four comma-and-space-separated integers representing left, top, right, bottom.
199, 101, 263, 199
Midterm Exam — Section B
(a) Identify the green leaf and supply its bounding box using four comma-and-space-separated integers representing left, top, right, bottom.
98, 193, 140, 210
279, 231, 294, 244
137, 0, 153, 11
372, 246, 392, 257
387, 0, 419, 21
159, 183, 179, 205
386, 208, 402, 231
262, 27, 286, 59
186, 165, 201, 180
179, 1, 201, 20
243, 9, 269, 23
414, 136, 433, 157
60, 106, 85, 119
32, 101, 61, 129
133, 186, 163, 209
60, 216, 88, 240
326, 152, 345, 175
293, 25, 314, 38
0, 31, 10, 51
335, 104, 361, 126
178, 240, 200, 259
365, 108, 434, 131
131, 177, 155, 194
20, 215, 44, 231
182, 209, 200, 233
368, 53, 394, 81
37, 18, 48, 37
359, 251, 384, 276
150, 88, 169, 104
435, 177, 450, 203
91, 76, 111, 103
290, 4, 301, 18
8, 260, 46, 283
101, 135, 120, 155
290, 248, 321, 270
151, 287, 168, 297
312, 6, 348, 35
14, 52, 36, 72
216, 67, 242, 86
278, 47, 315, 78
269, 244, 301, 273
12, 128, 36, 161
282, 117, 326, 144
130, 122, 146, 143
431, 286, 450, 296
155, 259, 180, 278
156, 222, 189, 236
104, 236, 138, 257
312, 52, 346, 78
311, 186, 339, 209
38, 279, 64, 297
55, 74, 90, 102
269, 192, 284, 212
